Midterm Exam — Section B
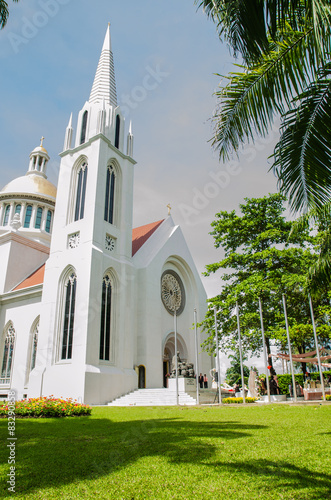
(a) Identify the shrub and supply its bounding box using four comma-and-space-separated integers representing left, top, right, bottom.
276, 371, 331, 395
0, 397, 92, 418
222, 397, 257, 404
325, 395, 331, 401
276, 374, 304, 395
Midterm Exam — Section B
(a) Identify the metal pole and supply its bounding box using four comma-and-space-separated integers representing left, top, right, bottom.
259, 297, 270, 403
194, 308, 200, 405
174, 309, 178, 406
236, 302, 246, 404
214, 307, 222, 404
308, 294, 326, 401
282, 294, 297, 402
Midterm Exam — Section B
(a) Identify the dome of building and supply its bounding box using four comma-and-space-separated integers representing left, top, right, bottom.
31, 145, 49, 155
0, 173, 57, 200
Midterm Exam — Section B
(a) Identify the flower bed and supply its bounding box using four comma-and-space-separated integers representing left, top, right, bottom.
326, 395, 331, 401
222, 397, 257, 404
0, 397, 92, 418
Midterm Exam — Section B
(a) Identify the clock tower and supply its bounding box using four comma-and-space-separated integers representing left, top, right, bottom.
29, 25, 138, 404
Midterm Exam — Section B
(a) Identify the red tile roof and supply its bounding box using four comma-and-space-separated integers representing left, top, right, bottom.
13, 264, 46, 291
12, 220, 165, 291
132, 219, 164, 256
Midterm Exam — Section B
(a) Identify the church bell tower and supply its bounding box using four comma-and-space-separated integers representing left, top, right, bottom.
28, 25, 138, 404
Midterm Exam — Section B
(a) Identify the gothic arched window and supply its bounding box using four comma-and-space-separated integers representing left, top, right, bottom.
115, 115, 120, 149
80, 110, 88, 145
74, 163, 88, 221
104, 165, 115, 224
99, 275, 112, 361
0, 325, 15, 385
45, 210, 52, 233
35, 207, 43, 229
24, 205, 33, 228
3, 205, 10, 226
61, 273, 77, 360
30, 324, 38, 372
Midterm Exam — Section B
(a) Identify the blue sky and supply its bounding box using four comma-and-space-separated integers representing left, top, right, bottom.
0, 0, 279, 303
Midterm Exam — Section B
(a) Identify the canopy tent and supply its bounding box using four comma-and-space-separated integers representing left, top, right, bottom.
269, 348, 331, 366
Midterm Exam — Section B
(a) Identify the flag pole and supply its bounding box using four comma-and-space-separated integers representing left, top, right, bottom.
282, 294, 297, 402
258, 297, 271, 403
236, 301, 246, 404
308, 294, 326, 401
194, 308, 200, 405
213, 307, 222, 404
174, 308, 178, 406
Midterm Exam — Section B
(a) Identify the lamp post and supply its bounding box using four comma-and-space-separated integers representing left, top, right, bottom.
308, 294, 326, 401
236, 302, 246, 404
194, 308, 200, 405
282, 294, 297, 402
174, 308, 179, 406
259, 297, 271, 403
213, 307, 222, 405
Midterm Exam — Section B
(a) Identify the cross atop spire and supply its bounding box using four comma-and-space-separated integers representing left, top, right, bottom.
89, 24, 117, 107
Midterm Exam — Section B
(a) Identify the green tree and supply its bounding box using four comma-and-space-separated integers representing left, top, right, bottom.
225, 350, 250, 385
200, 193, 329, 371
196, 0, 331, 212
0, 0, 19, 29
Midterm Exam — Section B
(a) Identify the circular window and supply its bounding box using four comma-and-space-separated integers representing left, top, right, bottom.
161, 270, 185, 315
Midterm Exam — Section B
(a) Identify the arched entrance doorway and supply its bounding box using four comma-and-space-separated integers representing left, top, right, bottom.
163, 333, 188, 388
138, 365, 146, 389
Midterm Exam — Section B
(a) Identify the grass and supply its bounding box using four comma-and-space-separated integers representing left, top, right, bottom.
0, 404, 330, 499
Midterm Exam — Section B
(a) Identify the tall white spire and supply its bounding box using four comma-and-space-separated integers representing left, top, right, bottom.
89, 24, 117, 107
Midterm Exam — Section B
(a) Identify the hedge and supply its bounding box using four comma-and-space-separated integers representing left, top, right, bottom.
222, 397, 257, 404
275, 370, 331, 396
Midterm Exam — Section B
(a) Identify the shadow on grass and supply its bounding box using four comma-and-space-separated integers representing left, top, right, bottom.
0, 416, 266, 496
207, 459, 331, 499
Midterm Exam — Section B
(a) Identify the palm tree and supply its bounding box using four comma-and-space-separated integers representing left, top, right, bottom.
196, 1, 331, 213
0, 0, 19, 30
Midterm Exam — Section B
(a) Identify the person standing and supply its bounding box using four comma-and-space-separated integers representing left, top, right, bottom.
203, 374, 208, 389
198, 373, 203, 389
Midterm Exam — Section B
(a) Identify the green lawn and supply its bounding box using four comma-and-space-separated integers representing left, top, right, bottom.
1, 404, 330, 499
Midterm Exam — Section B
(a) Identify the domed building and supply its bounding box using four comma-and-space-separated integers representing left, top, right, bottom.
0, 26, 211, 405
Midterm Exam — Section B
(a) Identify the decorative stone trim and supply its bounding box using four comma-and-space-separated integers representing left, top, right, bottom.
68, 232, 80, 249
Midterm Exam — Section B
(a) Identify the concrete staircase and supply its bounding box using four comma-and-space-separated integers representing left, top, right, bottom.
108, 388, 197, 406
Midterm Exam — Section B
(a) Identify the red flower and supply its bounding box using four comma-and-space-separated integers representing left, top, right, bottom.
267, 365, 272, 370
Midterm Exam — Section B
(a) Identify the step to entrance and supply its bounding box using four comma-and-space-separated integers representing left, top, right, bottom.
108, 388, 196, 406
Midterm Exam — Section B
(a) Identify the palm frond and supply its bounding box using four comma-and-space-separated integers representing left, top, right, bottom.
0, 0, 19, 30
213, 27, 319, 161
0, 1, 9, 29
196, 1, 331, 64
273, 67, 331, 212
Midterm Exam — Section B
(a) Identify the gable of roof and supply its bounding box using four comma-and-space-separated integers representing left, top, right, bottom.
132, 219, 164, 256
13, 264, 46, 291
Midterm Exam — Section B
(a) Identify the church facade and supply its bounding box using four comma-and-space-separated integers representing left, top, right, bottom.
0, 26, 211, 405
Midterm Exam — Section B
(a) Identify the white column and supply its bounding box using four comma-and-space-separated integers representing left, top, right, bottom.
0, 203, 4, 226
8, 203, 15, 226
41, 206, 47, 231
20, 202, 26, 225
31, 205, 38, 228
41, 158, 45, 174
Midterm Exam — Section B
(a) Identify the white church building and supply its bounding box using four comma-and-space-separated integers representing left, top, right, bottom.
0, 26, 211, 405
